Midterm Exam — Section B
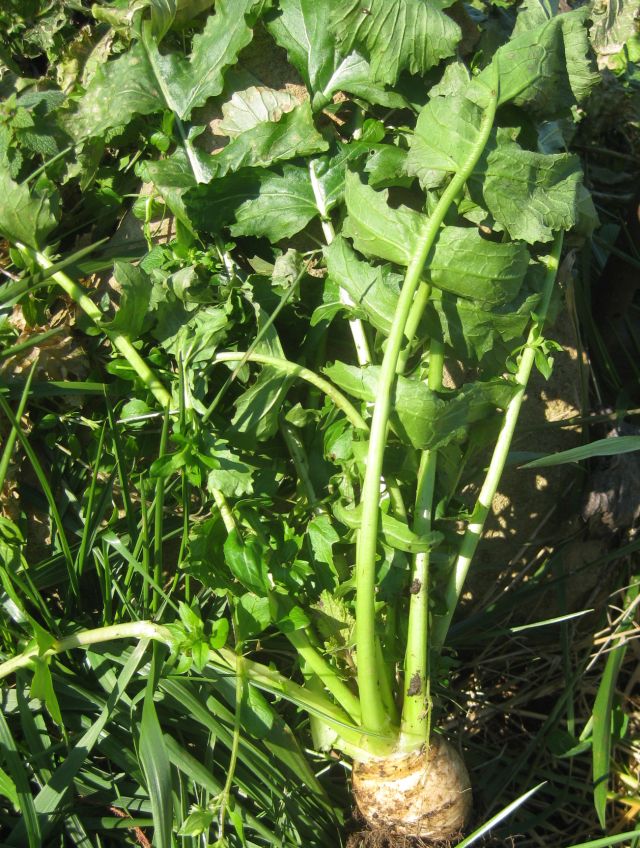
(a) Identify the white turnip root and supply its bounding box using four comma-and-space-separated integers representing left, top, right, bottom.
352, 735, 472, 843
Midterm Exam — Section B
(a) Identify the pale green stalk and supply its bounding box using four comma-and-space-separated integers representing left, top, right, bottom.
308, 159, 371, 366
16, 244, 172, 409
285, 629, 362, 723
399, 341, 444, 750
354, 79, 499, 735
432, 232, 564, 652
212, 351, 368, 431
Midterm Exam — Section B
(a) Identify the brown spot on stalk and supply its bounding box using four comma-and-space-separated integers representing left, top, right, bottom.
407, 672, 422, 696
409, 579, 422, 594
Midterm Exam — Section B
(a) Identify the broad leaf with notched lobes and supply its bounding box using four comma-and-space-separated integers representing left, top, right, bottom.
329, 0, 461, 86
186, 164, 318, 241
468, 9, 599, 118
72, 0, 264, 137
407, 95, 591, 243
477, 140, 586, 244
266, 0, 408, 110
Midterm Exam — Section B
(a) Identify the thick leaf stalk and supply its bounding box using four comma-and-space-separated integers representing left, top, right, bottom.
399, 340, 444, 750
355, 76, 499, 736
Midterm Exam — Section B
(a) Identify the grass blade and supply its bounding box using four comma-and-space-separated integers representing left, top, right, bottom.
565, 832, 640, 847
139, 656, 173, 848
522, 436, 640, 468
456, 783, 545, 847
0, 711, 41, 848
592, 641, 627, 830
7, 640, 149, 844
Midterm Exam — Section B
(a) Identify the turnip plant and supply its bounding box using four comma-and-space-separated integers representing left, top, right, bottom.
0, 0, 604, 843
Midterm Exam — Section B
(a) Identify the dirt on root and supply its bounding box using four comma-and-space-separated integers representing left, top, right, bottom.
346, 826, 462, 848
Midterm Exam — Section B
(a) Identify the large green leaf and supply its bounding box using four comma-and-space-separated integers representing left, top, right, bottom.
266, 0, 407, 110
408, 98, 589, 243
477, 140, 586, 243
469, 9, 600, 119
72, 0, 263, 136
424, 288, 540, 361
0, 169, 58, 249
185, 165, 318, 241
209, 101, 328, 178
342, 171, 425, 265
329, 0, 461, 85
324, 236, 401, 336
425, 227, 529, 305
325, 362, 514, 450
342, 176, 529, 301
406, 93, 483, 190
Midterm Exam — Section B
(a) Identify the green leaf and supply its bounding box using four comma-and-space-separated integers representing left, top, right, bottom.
266, 0, 407, 110
178, 600, 203, 633
140, 149, 198, 229
206, 446, 254, 497
522, 435, 640, 468
140, 672, 173, 848
325, 362, 514, 450
478, 140, 587, 243
210, 101, 328, 178
0, 767, 18, 810
408, 99, 591, 243
406, 93, 483, 190
365, 144, 412, 189
209, 618, 230, 649
240, 681, 275, 738
469, 9, 600, 119
104, 261, 152, 337
342, 171, 426, 265
178, 809, 216, 837
219, 85, 299, 137
224, 530, 270, 595
324, 236, 401, 335
0, 169, 58, 249
191, 639, 210, 671
307, 514, 340, 568
186, 165, 318, 241
424, 288, 539, 361
30, 660, 63, 726
236, 593, 272, 638
329, 0, 461, 85
72, 0, 263, 136
426, 227, 530, 305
